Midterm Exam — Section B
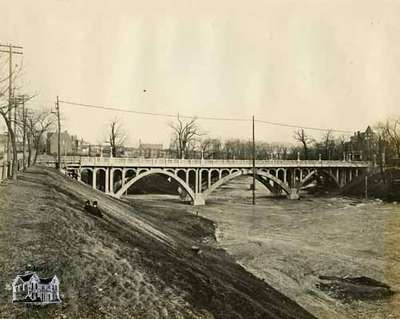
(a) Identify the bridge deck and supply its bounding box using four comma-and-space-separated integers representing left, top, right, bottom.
37, 156, 370, 168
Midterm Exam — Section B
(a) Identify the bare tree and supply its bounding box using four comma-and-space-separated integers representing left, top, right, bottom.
293, 128, 314, 160
0, 94, 29, 179
26, 109, 55, 165
108, 118, 126, 157
321, 130, 335, 160
381, 118, 400, 158
0, 103, 17, 179
200, 138, 222, 159
169, 117, 202, 159
0, 54, 25, 179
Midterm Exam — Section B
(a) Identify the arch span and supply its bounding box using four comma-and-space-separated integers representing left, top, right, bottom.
297, 170, 317, 189
320, 169, 340, 187
114, 169, 196, 200
297, 169, 340, 189
202, 169, 291, 200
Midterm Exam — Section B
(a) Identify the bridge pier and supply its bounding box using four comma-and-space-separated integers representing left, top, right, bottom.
105, 168, 110, 193
287, 188, 300, 200
192, 193, 205, 206
92, 168, 97, 189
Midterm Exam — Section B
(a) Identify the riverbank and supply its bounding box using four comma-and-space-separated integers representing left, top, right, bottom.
342, 168, 400, 202
196, 177, 400, 319
0, 167, 315, 319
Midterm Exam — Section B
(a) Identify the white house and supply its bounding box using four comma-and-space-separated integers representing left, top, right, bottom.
12, 272, 61, 304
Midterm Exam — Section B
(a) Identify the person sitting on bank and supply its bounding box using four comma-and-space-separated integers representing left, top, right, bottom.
84, 200, 91, 211
91, 201, 103, 217
84, 200, 103, 218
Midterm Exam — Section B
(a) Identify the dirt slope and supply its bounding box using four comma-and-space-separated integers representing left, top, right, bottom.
0, 167, 316, 319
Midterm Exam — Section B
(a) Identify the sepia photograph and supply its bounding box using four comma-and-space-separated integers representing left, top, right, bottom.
0, 0, 399, 318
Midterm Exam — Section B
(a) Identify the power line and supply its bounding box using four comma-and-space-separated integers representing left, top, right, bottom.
59, 99, 353, 133
255, 119, 352, 133
59, 100, 249, 122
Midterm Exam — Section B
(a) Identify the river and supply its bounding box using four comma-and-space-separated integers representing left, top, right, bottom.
129, 176, 400, 319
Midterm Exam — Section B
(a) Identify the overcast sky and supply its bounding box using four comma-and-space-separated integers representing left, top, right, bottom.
1, 0, 399, 146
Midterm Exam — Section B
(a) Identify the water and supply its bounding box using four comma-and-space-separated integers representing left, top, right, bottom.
131, 176, 400, 318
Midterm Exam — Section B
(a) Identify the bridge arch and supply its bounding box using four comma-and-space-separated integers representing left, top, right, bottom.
203, 169, 291, 200
79, 167, 93, 174
297, 170, 317, 189
123, 168, 137, 182
297, 169, 340, 189
320, 169, 340, 187
114, 169, 196, 200
137, 168, 149, 175
79, 167, 94, 186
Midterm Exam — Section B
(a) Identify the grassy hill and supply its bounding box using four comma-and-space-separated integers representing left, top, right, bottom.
0, 167, 316, 319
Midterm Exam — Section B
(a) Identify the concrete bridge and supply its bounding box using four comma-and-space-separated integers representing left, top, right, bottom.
37, 156, 371, 205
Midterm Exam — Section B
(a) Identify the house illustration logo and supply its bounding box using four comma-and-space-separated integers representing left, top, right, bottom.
12, 272, 61, 304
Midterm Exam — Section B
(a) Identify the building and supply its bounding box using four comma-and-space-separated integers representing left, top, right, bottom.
124, 142, 169, 158
47, 131, 79, 155
139, 143, 165, 158
12, 272, 61, 304
77, 139, 91, 156
346, 126, 376, 161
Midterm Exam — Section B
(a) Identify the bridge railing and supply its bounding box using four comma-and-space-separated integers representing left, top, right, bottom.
36, 155, 371, 168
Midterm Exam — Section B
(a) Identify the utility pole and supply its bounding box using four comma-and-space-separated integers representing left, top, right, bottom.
13, 94, 27, 170
13, 89, 16, 141
8, 46, 12, 176
12, 88, 17, 170
22, 102, 27, 170
0, 43, 23, 178
18, 95, 28, 171
55, 96, 61, 170
252, 115, 256, 205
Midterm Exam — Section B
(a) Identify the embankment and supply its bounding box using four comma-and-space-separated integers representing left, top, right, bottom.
342, 168, 400, 201
0, 167, 316, 319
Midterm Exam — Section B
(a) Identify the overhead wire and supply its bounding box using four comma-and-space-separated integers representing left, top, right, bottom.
55, 99, 353, 133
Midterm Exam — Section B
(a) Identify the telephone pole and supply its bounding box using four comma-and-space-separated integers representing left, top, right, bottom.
22, 100, 27, 170
15, 95, 29, 171
56, 96, 61, 170
252, 115, 256, 205
0, 43, 23, 178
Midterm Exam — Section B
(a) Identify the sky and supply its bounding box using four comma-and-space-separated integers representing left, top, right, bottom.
1, 0, 400, 147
